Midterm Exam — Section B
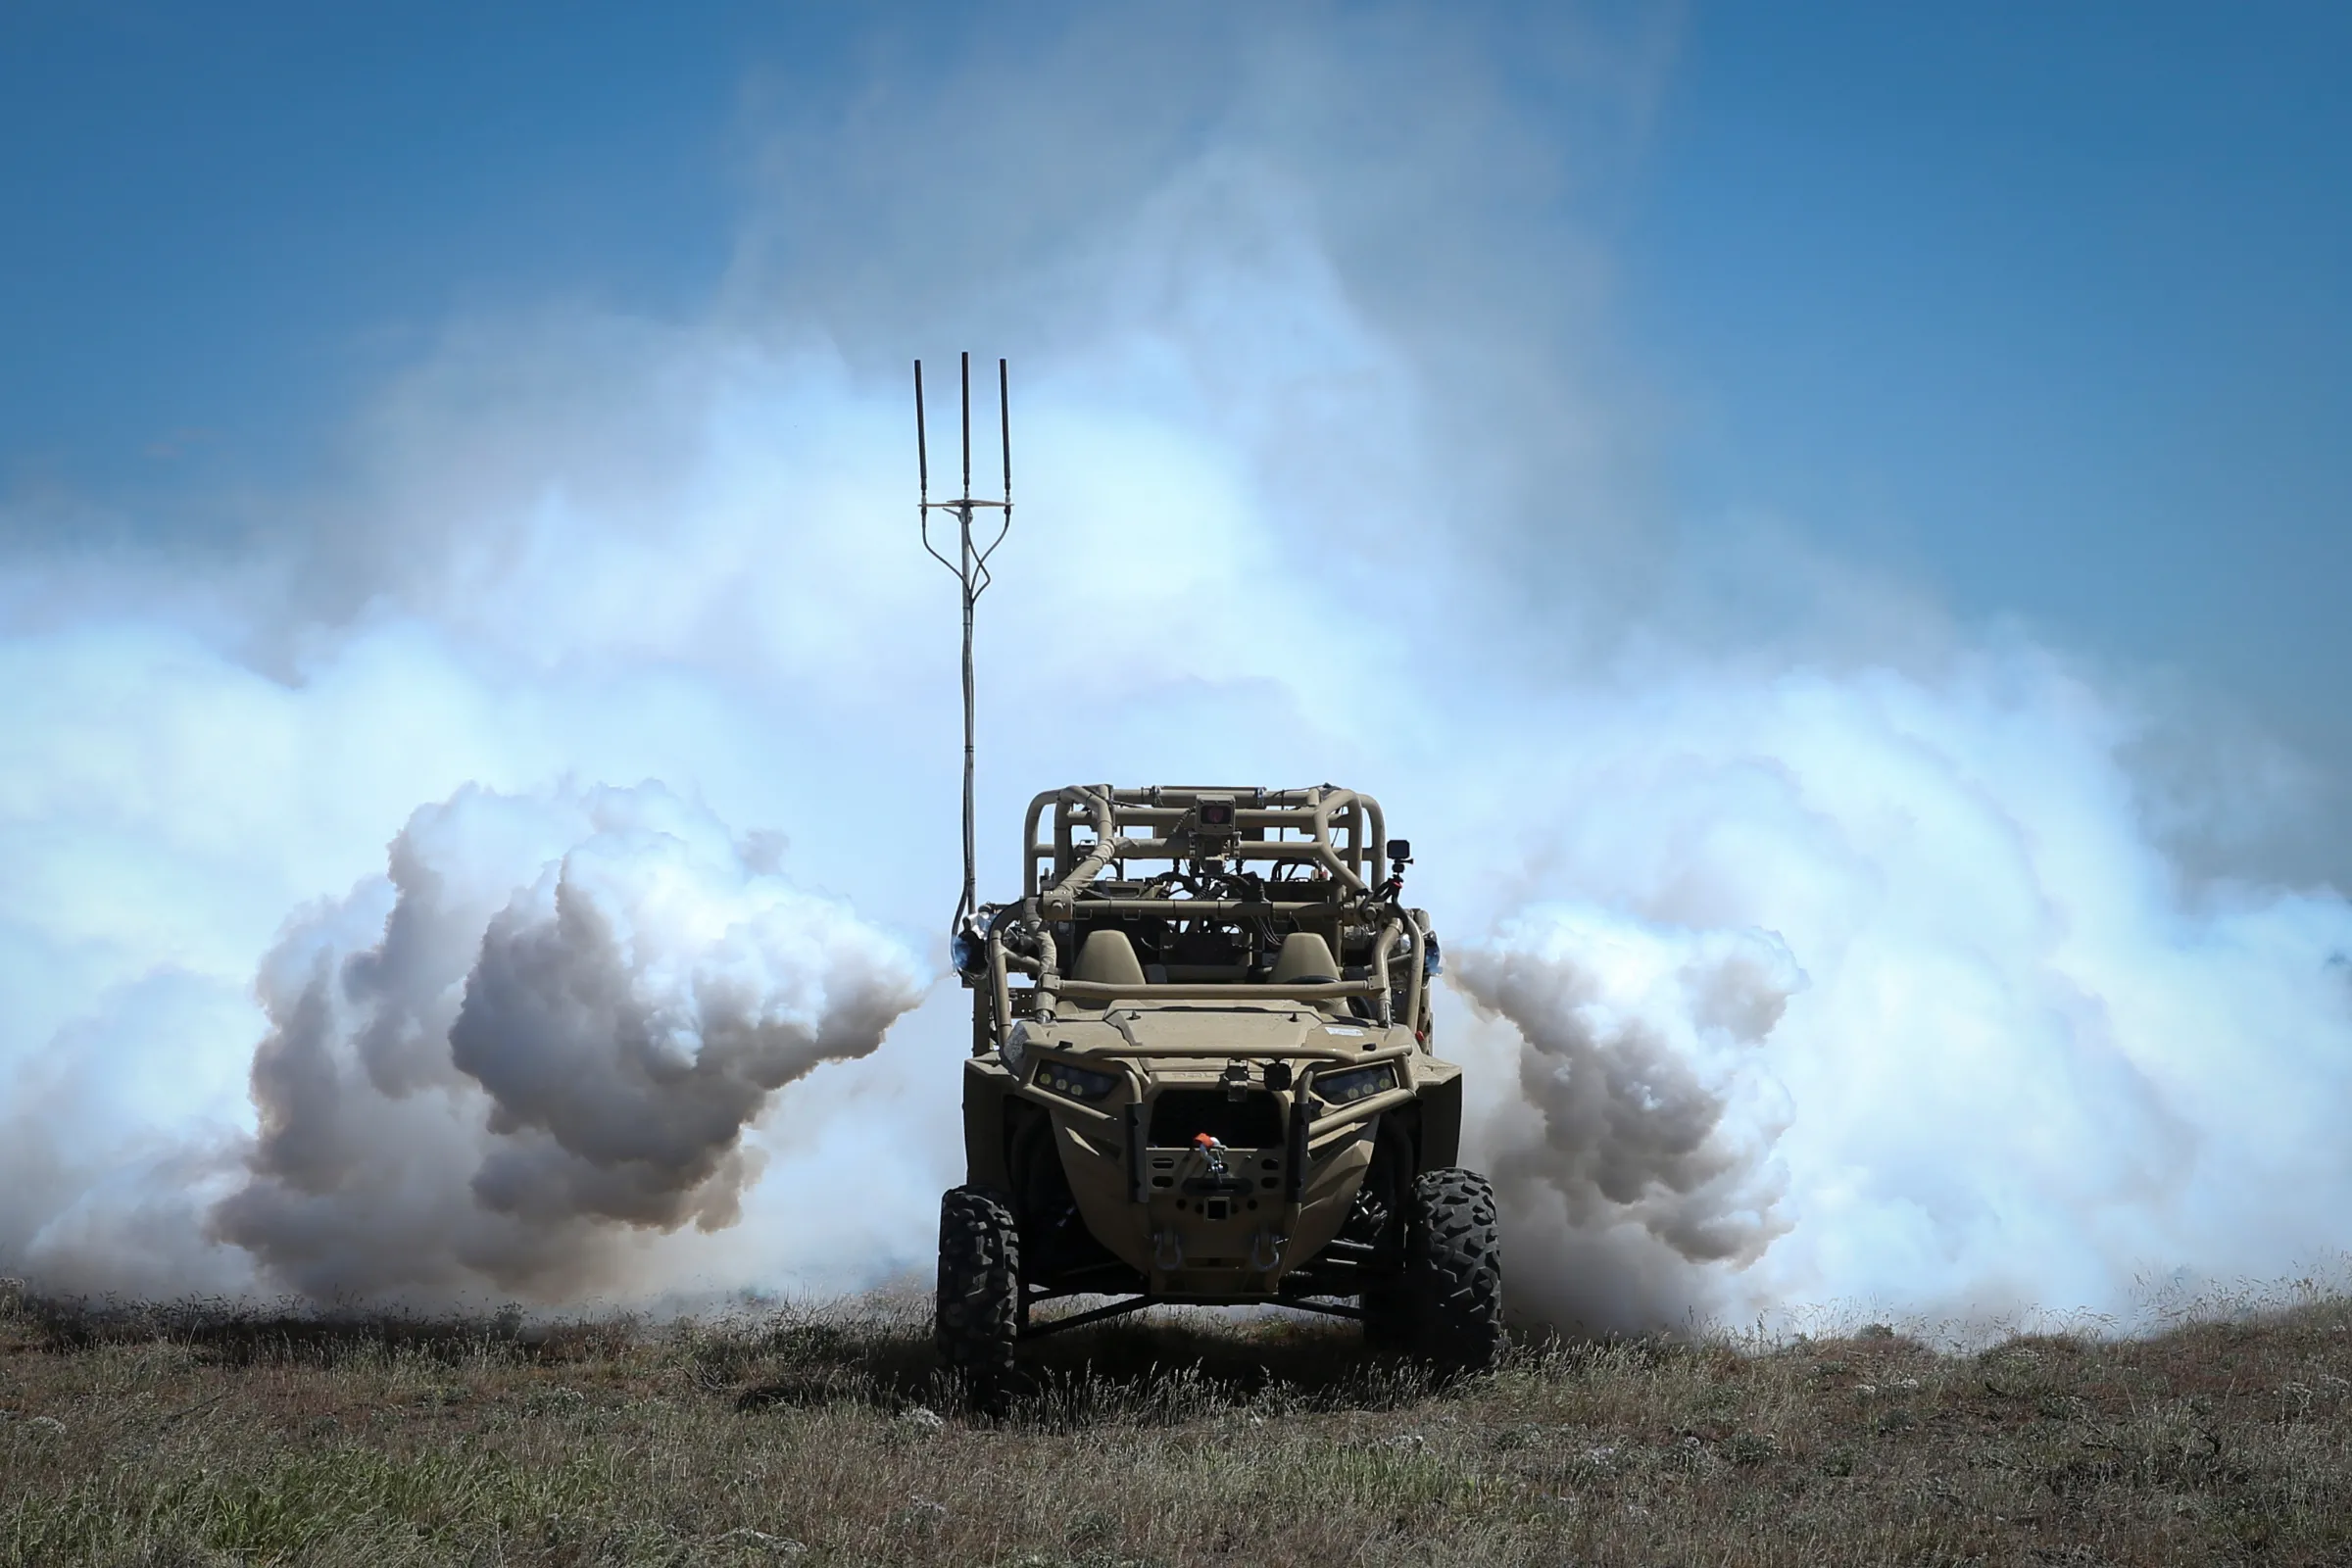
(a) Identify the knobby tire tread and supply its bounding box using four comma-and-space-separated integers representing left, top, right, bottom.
935, 1186, 1021, 1409
1403, 1167, 1503, 1373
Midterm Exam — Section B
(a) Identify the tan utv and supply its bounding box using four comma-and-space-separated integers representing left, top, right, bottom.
936, 784, 1501, 1402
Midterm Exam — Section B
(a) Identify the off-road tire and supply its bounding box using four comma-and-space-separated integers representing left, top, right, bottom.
931, 1189, 1015, 1410
1398, 1168, 1502, 1373
936, 1186, 1021, 1410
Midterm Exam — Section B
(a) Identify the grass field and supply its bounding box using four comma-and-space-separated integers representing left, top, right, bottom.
3, 1277, 2348, 1566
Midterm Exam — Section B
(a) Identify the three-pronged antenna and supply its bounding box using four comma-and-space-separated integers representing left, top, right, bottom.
915, 353, 1012, 933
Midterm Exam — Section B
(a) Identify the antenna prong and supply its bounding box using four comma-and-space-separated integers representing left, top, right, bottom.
914, 360, 929, 501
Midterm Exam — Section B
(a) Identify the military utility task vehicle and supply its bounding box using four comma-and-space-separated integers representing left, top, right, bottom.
935, 784, 1502, 1399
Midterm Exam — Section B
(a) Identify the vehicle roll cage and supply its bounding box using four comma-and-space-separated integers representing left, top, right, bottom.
1022, 785, 1387, 899
966, 785, 1432, 1048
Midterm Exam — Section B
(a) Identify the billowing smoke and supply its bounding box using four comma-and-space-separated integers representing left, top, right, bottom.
1454, 909, 1800, 1310
1431, 654, 2352, 1333
207, 783, 928, 1300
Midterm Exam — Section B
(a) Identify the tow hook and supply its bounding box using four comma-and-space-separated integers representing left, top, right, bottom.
1187, 1133, 1247, 1219
1182, 1134, 1249, 1200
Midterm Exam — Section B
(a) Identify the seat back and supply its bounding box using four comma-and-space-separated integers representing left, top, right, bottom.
1269, 931, 1341, 985
1071, 929, 1147, 988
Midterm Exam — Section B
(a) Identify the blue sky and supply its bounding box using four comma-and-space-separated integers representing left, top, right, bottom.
4, 0, 2348, 863
1622, 4, 2352, 787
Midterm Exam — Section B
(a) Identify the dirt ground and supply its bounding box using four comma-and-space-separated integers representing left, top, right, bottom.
4, 1279, 2348, 1566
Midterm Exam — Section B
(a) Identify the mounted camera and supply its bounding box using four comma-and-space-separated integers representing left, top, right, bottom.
1191, 793, 1240, 858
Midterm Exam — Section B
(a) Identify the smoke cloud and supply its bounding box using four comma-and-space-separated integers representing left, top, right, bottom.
208, 784, 927, 1300
1432, 652, 2352, 1332
1456, 909, 1800, 1270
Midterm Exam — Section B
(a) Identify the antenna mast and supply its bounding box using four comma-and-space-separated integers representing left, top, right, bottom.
915, 353, 1012, 939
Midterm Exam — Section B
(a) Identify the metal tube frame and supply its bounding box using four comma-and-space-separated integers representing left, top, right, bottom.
980, 783, 1434, 1044
1021, 786, 1386, 898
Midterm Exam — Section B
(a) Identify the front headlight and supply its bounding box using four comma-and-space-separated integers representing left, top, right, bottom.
1037, 1060, 1120, 1102
1315, 1064, 1396, 1106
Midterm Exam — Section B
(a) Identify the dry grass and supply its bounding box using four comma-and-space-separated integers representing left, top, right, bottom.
3, 1278, 2349, 1566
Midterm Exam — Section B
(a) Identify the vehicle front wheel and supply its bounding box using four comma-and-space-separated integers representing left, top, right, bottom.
935, 1186, 1022, 1410
1391, 1167, 1502, 1374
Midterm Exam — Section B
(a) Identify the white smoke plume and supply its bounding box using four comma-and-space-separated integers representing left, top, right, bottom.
207, 783, 928, 1300
1437, 653, 2352, 1333
1455, 910, 1800, 1290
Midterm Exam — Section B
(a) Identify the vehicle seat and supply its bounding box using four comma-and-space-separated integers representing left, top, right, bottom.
1071, 929, 1147, 988
1269, 932, 1341, 985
